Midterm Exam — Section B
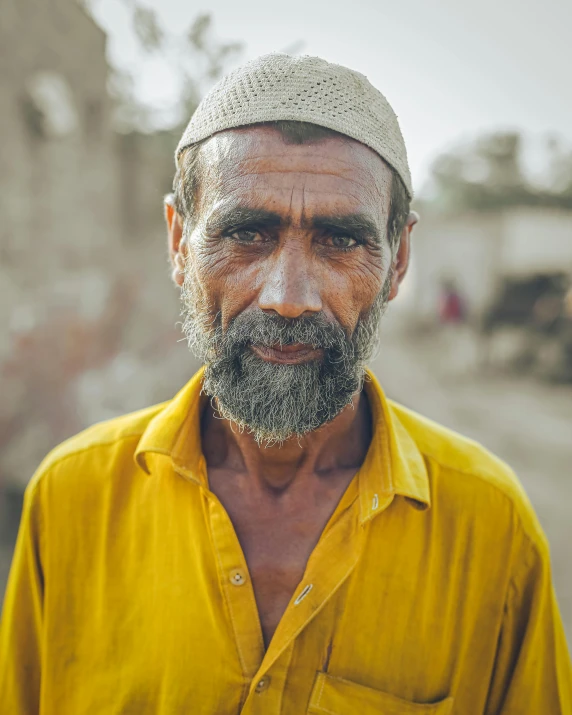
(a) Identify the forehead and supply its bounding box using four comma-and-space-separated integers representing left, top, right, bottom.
195, 126, 393, 218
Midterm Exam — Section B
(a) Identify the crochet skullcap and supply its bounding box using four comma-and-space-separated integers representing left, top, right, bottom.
176, 53, 413, 199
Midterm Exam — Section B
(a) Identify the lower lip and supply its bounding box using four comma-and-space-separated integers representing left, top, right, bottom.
250, 344, 324, 364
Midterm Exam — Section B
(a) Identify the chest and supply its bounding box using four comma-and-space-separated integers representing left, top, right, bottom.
208, 472, 351, 645
237, 503, 334, 645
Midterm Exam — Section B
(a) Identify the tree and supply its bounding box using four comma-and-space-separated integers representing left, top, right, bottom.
425, 131, 572, 214
82, 1, 243, 132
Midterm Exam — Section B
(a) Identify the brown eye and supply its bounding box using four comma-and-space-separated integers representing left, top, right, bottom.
230, 229, 261, 243
329, 235, 357, 249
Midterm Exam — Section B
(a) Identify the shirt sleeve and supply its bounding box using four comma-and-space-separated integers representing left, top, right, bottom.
0, 480, 44, 715
485, 531, 572, 714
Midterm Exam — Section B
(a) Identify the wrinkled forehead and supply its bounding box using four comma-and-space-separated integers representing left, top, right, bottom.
195, 126, 393, 218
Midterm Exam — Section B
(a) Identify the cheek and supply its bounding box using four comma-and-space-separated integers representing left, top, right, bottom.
190, 239, 262, 327
320, 251, 386, 331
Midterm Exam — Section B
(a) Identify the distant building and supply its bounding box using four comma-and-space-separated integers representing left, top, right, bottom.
0, 0, 117, 348
0, 0, 195, 493
407, 207, 572, 322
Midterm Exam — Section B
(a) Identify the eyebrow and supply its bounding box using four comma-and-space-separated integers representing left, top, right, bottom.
205, 206, 282, 235
205, 204, 382, 244
311, 213, 381, 244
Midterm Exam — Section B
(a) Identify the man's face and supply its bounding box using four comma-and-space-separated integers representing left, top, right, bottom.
170, 126, 411, 443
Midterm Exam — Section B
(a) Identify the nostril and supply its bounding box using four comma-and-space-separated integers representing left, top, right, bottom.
258, 291, 322, 319
258, 303, 321, 320
258, 284, 322, 319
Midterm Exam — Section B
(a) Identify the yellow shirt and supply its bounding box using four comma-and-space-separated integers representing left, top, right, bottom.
1, 368, 571, 714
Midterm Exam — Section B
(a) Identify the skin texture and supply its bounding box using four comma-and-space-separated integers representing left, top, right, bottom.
165, 126, 417, 646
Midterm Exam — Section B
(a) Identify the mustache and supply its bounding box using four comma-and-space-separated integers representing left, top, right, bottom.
213, 310, 352, 355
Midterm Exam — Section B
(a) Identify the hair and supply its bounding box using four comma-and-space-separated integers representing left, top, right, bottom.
172, 120, 410, 256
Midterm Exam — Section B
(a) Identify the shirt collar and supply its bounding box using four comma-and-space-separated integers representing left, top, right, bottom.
358, 370, 430, 523
135, 367, 207, 483
134, 367, 431, 517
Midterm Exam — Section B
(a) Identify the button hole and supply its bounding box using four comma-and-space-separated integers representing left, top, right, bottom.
294, 583, 313, 605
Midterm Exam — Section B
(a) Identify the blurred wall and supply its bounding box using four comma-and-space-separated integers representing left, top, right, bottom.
410, 208, 572, 322
0, 0, 116, 349
500, 208, 572, 277
0, 0, 199, 493
410, 213, 502, 321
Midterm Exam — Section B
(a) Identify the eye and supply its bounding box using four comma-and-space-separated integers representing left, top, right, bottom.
327, 235, 358, 249
228, 229, 262, 243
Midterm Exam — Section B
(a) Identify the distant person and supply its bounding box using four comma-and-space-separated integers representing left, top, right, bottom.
565, 284, 572, 320
558, 281, 572, 380
437, 278, 477, 375
1, 54, 570, 714
438, 277, 467, 325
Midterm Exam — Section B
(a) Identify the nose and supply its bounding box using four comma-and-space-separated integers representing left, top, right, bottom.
257, 245, 322, 319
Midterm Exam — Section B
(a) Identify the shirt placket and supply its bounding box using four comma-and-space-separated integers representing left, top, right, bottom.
240, 501, 368, 714
246, 641, 295, 715
205, 492, 265, 690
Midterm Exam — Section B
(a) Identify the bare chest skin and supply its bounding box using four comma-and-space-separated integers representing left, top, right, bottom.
207, 465, 357, 647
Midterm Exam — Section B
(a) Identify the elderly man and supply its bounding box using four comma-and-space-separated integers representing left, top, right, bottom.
1, 54, 571, 714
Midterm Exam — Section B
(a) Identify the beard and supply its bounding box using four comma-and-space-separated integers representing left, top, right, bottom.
180, 264, 391, 446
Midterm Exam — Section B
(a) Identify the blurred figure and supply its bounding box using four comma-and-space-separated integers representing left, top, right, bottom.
436, 277, 477, 376
553, 276, 572, 381
479, 272, 571, 377
564, 283, 572, 320
438, 277, 467, 325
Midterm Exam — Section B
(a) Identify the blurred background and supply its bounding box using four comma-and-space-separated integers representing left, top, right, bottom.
1, 0, 571, 639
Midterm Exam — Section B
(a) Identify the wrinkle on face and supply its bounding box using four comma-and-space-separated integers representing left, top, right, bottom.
185, 125, 395, 336
199, 130, 391, 217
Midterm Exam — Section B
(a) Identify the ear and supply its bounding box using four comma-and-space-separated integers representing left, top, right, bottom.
387, 211, 418, 301
164, 194, 186, 287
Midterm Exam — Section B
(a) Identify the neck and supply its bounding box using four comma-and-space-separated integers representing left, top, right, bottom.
201, 389, 372, 492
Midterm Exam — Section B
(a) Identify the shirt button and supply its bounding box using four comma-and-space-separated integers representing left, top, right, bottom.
255, 675, 271, 693
229, 569, 246, 586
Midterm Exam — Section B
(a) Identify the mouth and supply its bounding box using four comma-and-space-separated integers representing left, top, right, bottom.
250, 343, 324, 365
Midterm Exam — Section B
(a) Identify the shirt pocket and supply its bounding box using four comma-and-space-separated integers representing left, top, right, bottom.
307, 673, 454, 715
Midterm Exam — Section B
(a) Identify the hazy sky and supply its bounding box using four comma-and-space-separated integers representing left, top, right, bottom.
92, 0, 572, 191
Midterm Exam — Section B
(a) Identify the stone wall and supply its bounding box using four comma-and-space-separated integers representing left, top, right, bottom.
0, 1, 199, 491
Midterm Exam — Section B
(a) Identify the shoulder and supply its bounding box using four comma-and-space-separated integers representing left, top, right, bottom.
26, 401, 168, 497
388, 399, 548, 554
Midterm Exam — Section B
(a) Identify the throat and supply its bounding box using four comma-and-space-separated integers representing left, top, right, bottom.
201, 389, 372, 489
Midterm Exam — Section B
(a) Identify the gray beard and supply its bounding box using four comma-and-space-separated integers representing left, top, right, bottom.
180, 267, 391, 446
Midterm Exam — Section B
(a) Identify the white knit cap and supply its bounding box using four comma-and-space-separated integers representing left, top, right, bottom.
176, 53, 413, 198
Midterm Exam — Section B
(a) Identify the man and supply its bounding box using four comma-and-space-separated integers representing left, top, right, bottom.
1, 54, 570, 714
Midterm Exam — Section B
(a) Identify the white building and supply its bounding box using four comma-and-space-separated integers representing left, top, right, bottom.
405, 207, 572, 321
